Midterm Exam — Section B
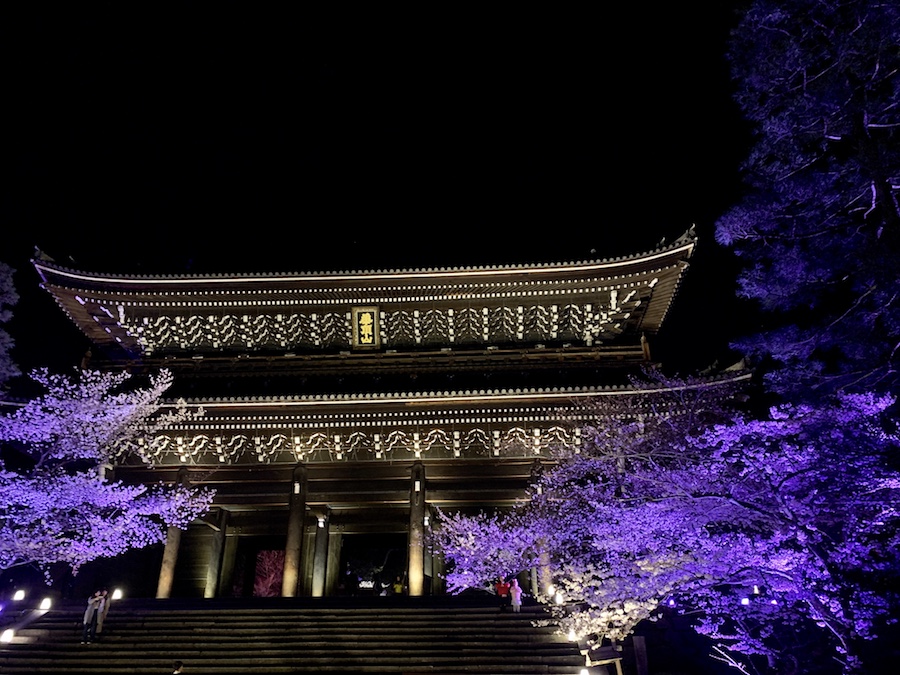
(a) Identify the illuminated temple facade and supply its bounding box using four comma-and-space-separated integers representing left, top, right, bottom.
34, 228, 703, 599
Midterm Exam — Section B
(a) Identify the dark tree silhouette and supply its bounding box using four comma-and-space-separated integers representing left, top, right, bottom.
0, 262, 20, 388
716, 0, 900, 398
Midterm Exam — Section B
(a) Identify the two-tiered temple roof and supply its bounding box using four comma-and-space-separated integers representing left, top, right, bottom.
28, 227, 751, 600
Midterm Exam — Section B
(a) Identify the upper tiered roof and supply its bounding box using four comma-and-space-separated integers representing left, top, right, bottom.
32, 228, 696, 386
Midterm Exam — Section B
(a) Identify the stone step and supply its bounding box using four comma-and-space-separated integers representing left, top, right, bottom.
0, 598, 591, 674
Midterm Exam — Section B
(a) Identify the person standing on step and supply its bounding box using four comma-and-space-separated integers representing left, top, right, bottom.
343, 562, 359, 596
81, 590, 103, 643
494, 576, 511, 612
96, 588, 111, 636
509, 578, 523, 612
172, 660, 185, 674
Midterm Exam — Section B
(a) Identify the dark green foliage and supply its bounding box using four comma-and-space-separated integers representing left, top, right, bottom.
716, 0, 900, 398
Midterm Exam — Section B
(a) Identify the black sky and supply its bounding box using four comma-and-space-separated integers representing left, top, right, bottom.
2, 4, 754, 375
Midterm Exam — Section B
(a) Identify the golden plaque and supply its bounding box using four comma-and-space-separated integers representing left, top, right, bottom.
352, 306, 380, 348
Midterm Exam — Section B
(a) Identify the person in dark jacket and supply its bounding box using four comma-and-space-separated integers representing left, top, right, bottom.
494, 576, 511, 611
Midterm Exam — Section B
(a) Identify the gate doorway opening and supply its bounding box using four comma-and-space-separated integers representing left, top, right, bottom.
231, 535, 285, 598
338, 532, 407, 596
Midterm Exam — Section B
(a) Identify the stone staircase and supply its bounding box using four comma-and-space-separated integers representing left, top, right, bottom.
0, 596, 602, 674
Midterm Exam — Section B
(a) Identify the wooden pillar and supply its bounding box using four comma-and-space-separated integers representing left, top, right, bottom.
311, 509, 330, 597
538, 546, 553, 598
632, 636, 648, 675
157, 467, 189, 599
430, 515, 445, 595
408, 461, 426, 597
203, 508, 229, 598
530, 460, 552, 597
282, 465, 308, 597
220, 534, 239, 597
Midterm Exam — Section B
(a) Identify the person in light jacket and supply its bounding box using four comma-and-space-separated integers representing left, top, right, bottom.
96, 588, 111, 635
81, 590, 104, 643
509, 578, 524, 612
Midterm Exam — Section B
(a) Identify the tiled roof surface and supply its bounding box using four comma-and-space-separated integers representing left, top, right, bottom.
33, 229, 696, 372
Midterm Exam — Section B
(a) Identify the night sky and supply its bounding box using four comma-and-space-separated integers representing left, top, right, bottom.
2, 4, 754, 376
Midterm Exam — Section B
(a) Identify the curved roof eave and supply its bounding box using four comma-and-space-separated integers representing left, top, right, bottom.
164, 369, 751, 408
32, 227, 697, 289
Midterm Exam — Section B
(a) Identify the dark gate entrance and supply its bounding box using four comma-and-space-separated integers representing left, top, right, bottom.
231, 535, 285, 598
338, 532, 407, 596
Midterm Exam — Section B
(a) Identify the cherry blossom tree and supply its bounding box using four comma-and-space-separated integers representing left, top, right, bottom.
438, 4, 900, 674
0, 367, 214, 579
433, 508, 538, 595
434, 372, 900, 675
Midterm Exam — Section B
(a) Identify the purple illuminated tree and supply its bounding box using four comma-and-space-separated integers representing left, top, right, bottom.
0, 367, 214, 579
716, 0, 900, 398
438, 3, 900, 674
434, 372, 900, 675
